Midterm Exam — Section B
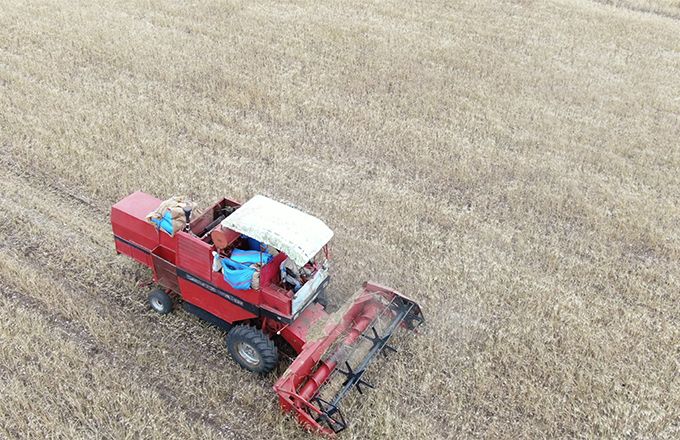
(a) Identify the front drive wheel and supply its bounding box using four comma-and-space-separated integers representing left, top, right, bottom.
226, 325, 278, 374
148, 289, 173, 315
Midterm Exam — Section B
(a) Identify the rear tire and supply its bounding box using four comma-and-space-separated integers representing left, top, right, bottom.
226, 325, 278, 374
148, 289, 173, 315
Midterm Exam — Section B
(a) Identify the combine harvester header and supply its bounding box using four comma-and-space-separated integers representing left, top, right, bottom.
111, 192, 424, 435
275, 282, 423, 433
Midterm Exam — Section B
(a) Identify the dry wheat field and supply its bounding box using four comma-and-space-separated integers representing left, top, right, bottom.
1, 0, 679, 438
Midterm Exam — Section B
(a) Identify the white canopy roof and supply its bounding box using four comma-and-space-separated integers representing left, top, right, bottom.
221, 195, 333, 267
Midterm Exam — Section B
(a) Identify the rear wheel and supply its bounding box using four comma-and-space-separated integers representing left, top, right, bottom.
226, 325, 278, 374
148, 289, 173, 315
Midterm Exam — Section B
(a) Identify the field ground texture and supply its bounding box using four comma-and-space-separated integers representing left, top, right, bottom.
0, 0, 679, 438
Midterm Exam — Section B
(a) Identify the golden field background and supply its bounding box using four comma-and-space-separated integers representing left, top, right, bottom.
0, 0, 678, 438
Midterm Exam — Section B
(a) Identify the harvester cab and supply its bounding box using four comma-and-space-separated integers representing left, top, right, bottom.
110, 192, 424, 435
218, 195, 333, 316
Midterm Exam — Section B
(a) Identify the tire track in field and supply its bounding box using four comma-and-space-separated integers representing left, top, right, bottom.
0, 170, 232, 370
0, 244, 255, 439
0, 163, 291, 437
0, 223, 224, 367
0, 282, 245, 440
0, 155, 236, 364
586, 0, 680, 21
0, 154, 108, 214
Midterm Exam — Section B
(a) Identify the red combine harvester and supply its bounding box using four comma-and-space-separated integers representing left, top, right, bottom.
111, 192, 424, 435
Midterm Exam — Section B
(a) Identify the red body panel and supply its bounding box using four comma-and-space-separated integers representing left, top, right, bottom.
178, 278, 257, 323
114, 239, 151, 266
280, 302, 328, 353
176, 232, 212, 280
110, 191, 301, 330
111, 192, 162, 251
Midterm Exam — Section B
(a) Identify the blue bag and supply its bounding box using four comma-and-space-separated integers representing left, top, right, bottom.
221, 258, 256, 290
151, 210, 174, 235
230, 249, 273, 265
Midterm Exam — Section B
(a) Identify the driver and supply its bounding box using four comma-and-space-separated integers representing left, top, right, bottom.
280, 258, 302, 292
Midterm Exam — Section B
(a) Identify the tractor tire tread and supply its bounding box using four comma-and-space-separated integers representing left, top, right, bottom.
226, 325, 278, 374
148, 289, 173, 315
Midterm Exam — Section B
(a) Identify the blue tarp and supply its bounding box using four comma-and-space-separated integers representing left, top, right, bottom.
150, 210, 174, 235
230, 249, 273, 265
221, 258, 256, 290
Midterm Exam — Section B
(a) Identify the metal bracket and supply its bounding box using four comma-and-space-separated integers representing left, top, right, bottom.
336, 361, 375, 394
312, 396, 347, 433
